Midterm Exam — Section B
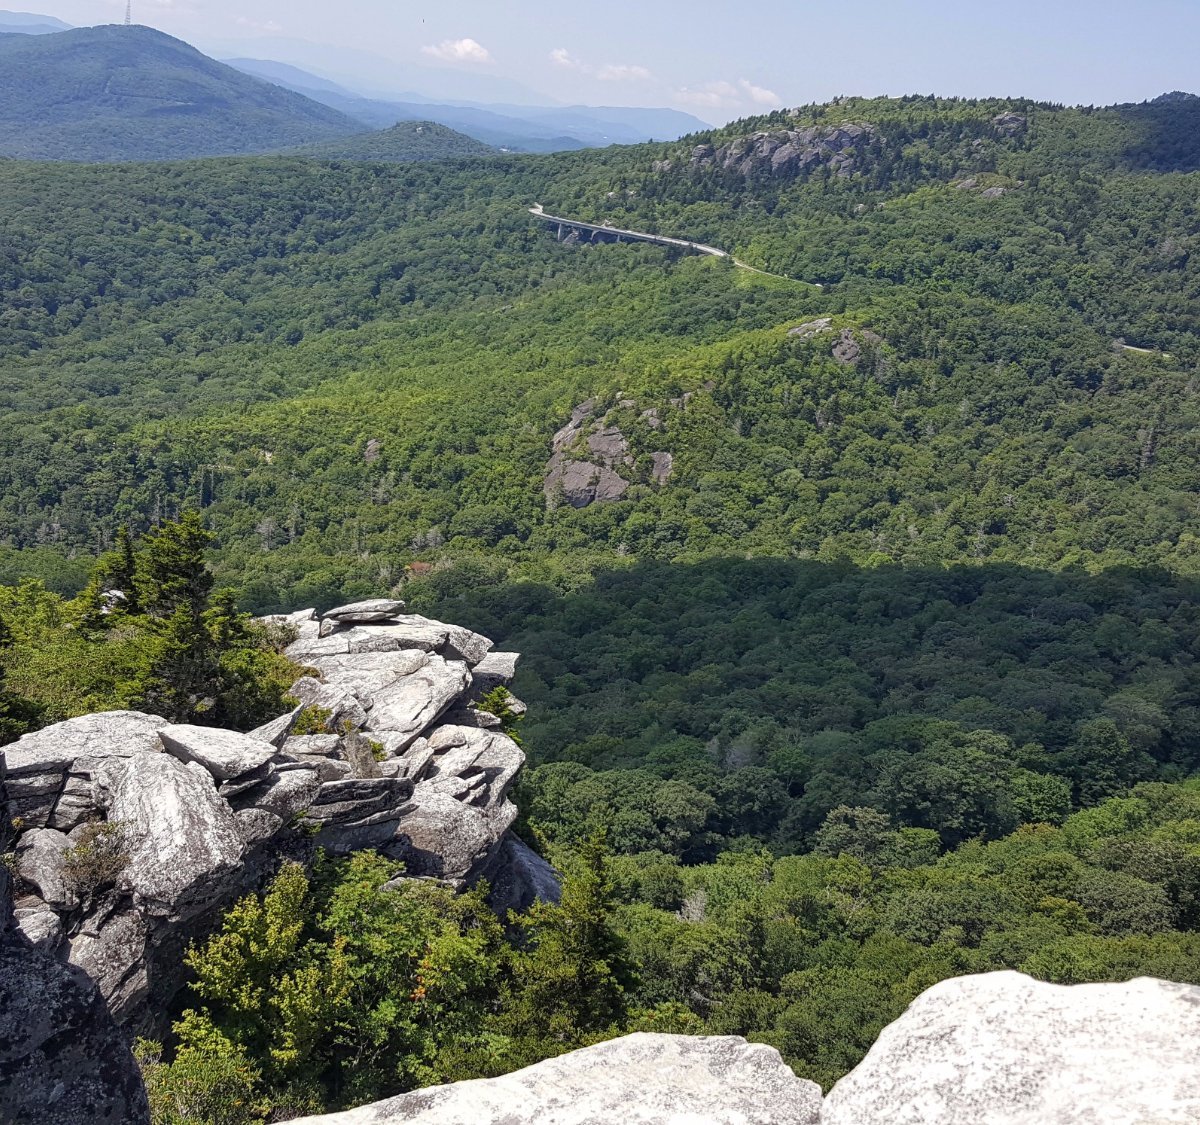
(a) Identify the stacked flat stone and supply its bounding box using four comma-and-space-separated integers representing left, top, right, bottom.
0, 600, 555, 1031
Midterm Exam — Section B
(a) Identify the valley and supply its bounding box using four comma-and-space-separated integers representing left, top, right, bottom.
3, 23, 1200, 1118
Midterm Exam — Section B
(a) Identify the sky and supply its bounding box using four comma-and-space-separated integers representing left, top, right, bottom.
24, 0, 1200, 120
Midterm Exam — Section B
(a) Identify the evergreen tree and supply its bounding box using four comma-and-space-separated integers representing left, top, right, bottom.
497, 832, 637, 1063
138, 512, 214, 620
95, 525, 141, 615
0, 613, 39, 744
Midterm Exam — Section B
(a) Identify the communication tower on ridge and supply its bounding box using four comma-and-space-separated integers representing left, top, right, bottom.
124, 1, 131, 25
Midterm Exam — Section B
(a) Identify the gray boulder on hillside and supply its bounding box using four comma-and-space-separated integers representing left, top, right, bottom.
282, 1033, 822, 1125
823, 970, 1200, 1124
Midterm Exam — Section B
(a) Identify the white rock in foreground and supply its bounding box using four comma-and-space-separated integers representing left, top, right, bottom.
282, 1033, 821, 1125
823, 971, 1200, 1125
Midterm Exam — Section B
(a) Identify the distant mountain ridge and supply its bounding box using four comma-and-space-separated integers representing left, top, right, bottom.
225, 57, 711, 152
0, 13, 708, 156
0, 7, 70, 33
0, 24, 367, 161
282, 120, 495, 162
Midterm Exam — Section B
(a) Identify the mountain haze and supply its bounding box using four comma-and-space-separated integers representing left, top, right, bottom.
225, 58, 709, 151
0, 8, 69, 34
283, 120, 495, 162
0, 24, 364, 160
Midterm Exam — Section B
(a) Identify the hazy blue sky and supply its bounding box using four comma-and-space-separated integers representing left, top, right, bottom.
29, 0, 1200, 118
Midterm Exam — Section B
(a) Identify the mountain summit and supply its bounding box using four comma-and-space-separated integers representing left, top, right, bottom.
0, 23, 364, 160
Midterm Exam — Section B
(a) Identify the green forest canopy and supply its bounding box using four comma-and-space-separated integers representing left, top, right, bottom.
7, 93, 1200, 1113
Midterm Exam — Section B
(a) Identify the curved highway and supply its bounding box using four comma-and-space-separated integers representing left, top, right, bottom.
529, 204, 809, 284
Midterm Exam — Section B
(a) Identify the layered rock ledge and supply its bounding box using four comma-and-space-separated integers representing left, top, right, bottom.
1, 601, 558, 1032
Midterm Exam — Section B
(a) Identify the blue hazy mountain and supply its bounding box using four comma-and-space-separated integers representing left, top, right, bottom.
0, 24, 366, 161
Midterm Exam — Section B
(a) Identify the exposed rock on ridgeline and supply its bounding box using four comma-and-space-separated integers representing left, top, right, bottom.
281, 972, 1200, 1125
543, 398, 675, 509
0, 601, 558, 1034
283, 1033, 823, 1125
690, 122, 875, 179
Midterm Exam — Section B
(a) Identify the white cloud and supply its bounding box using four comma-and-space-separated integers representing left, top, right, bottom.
597, 63, 652, 82
550, 47, 583, 69
740, 79, 781, 106
676, 80, 740, 108
235, 15, 283, 33
550, 48, 652, 82
422, 38, 493, 65
675, 78, 780, 110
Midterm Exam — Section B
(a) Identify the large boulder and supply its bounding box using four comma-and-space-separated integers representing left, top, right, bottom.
823, 971, 1200, 1124
4, 711, 168, 830
281, 1033, 821, 1124
469, 651, 520, 696
483, 834, 562, 917
104, 754, 245, 917
323, 598, 408, 623
307, 651, 430, 697
362, 656, 471, 746
290, 676, 371, 729
424, 726, 524, 807
387, 789, 517, 885
159, 724, 278, 780
232, 765, 322, 822
15, 827, 75, 910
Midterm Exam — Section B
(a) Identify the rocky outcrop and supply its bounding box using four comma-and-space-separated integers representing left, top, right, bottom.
0, 751, 150, 1125
544, 399, 631, 508
283, 1033, 822, 1125
992, 110, 1027, 136
831, 327, 883, 367
823, 971, 1200, 1124
1, 602, 541, 1031
543, 398, 674, 508
690, 123, 875, 179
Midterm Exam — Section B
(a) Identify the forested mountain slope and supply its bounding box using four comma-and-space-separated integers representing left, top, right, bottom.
3, 94, 1200, 600
0, 24, 363, 160
7, 94, 1200, 1108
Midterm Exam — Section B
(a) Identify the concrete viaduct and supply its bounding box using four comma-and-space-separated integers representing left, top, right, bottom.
528, 203, 731, 259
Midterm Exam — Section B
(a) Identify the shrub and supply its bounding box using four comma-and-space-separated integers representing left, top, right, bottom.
61, 820, 129, 904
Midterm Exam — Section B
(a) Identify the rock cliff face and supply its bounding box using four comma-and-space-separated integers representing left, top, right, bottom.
282, 972, 1200, 1125
0, 754, 150, 1125
689, 123, 876, 179
1, 601, 559, 1033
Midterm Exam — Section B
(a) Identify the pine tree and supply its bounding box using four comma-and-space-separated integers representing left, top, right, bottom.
0, 614, 40, 744
138, 511, 214, 620
497, 832, 637, 1064
95, 524, 141, 615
